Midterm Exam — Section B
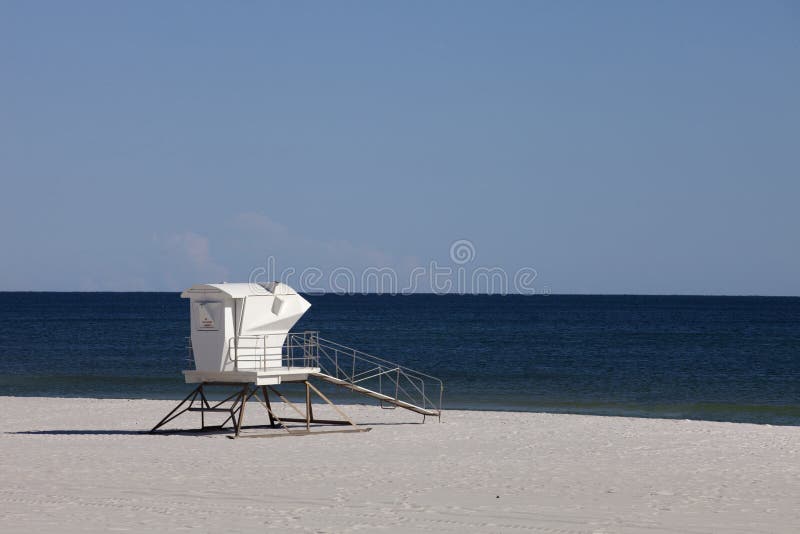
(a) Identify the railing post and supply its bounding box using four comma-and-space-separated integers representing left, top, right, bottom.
286, 334, 290, 370
313, 331, 319, 368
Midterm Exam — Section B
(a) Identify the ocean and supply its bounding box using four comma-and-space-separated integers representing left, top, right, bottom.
1, 292, 798, 425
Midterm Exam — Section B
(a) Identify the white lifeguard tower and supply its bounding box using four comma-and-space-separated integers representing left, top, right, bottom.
180, 282, 318, 384
152, 282, 443, 438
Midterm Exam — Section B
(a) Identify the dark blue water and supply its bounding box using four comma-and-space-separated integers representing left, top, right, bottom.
1, 293, 798, 425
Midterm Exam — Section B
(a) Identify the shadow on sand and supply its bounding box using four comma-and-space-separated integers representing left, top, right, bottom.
9, 419, 425, 437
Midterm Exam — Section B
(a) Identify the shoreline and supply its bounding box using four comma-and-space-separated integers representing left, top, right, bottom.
3, 392, 799, 427
2, 396, 798, 532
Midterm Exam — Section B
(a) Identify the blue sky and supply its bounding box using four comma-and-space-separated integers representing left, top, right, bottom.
1, 1, 798, 294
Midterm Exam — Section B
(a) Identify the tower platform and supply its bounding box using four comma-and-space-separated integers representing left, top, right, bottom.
182, 367, 320, 386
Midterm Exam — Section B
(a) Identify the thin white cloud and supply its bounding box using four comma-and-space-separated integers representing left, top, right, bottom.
154, 231, 229, 289
231, 211, 398, 270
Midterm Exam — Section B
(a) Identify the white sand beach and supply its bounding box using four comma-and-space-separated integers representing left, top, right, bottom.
1, 396, 798, 533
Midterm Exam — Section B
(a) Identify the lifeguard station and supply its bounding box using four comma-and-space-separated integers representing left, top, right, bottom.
151, 282, 443, 438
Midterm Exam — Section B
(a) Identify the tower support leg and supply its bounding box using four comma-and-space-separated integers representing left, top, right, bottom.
305, 381, 312, 431
150, 384, 203, 433
150, 380, 371, 438
261, 385, 277, 427
234, 384, 248, 437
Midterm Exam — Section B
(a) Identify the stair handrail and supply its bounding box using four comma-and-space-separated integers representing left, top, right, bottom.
309, 335, 443, 415
316, 335, 444, 383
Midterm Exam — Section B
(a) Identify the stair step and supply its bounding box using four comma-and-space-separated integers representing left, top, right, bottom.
312, 373, 439, 417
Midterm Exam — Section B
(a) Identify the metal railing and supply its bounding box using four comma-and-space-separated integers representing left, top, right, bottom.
313, 335, 443, 416
226, 331, 319, 370
184, 336, 195, 365
187, 331, 443, 415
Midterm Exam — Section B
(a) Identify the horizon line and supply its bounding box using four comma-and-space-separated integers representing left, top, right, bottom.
0, 290, 798, 298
